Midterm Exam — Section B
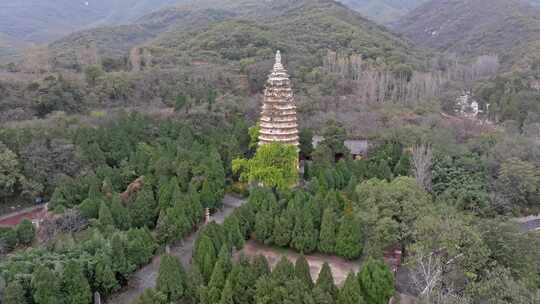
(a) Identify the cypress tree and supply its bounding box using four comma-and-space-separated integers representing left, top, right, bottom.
377, 160, 393, 181
335, 213, 362, 259
294, 255, 313, 289
79, 198, 100, 219
194, 235, 217, 283
272, 214, 292, 247
345, 175, 358, 201
394, 154, 410, 177
133, 288, 167, 304
62, 260, 91, 304
271, 256, 295, 281
111, 232, 131, 276
291, 206, 318, 253
94, 255, 119, 295
127, 228, 157, 268
110, 195, 131, 230
32, 266, 60, 304
318, 208, 337, 254
15, 219, 35, 245
315, 262, 338, 299
130, 186, 158, 228
219, 278, 234, 304
186, 265, 204, 304
254, 210, 274, 244
313, 286, 334, 304
223, 214, 245, 250
98, 201, 114, 233
207, 246, 232, 303
200, 180, 216, 210
4, 280, 27, 304
156, 254, 187, 302
338, 272, 364, 304
358, 258, 395, 304
252, 254, 271, 278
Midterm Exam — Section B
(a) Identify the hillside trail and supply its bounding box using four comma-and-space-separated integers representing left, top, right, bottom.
106, 194, 247, 304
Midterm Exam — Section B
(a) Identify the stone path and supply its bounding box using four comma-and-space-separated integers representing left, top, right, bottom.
106, 195, 246, 304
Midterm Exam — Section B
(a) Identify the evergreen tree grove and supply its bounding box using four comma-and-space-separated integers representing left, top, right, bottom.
358, 258, 395, 304
32, 266, 60, 304
156, 254, 187, 302
318, 208, 337, 254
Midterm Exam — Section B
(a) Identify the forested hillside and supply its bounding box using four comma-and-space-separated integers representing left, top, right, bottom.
338, 0, 427, 23
0, 1, 539, 304
392, 0, 540, 69
0, 0, 185, 60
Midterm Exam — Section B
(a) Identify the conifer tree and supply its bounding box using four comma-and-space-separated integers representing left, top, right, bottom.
110, 195, 131, 230
294, 255, 314, 289
62, 260, 91, 304
32, 266, 60, 304
345, 175, 358, 201
338, 272, 364, 304
313, 286, 334, 304
98, 201, 114, 233
155, 211, 174, 245
254, 210, 274, 244
186, 265, 204, 304
79, 198, 101, 219
223, 214, 245, 250
394, 154, 410, 177
156, 254, 187, 302
291, 207, 318, 253
133, 288, 166, 304
272, 214, 292, 247
310, 193, 323, 229
335, 213, 362, 259
194, 235, 217, 283
94, 255, 119, 295
4, 280, 27, 304
271, 256, 295, 281
127, 228, 157, 268
315, 262, 338, 299
358, 258, 395, 304
200, 180, 216, 210
219, 278, 235, 304
252, 254, 271, 278
377, 160, 393, 181
207, 246, 232, 303
318, 208, 337, 254
15, 219, 35, 245
111, 232, 131, 276
130, 186, 158, 228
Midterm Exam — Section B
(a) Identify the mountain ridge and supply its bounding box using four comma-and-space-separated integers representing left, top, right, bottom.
391, 0, 540, 70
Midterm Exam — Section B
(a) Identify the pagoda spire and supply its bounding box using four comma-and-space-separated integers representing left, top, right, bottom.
258, 51, 299, 147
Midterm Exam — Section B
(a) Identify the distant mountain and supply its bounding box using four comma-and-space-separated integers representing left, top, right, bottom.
0, 0, 183, 47
49, 0, 425, 69
392, 0, 540, 69
338, 0, 428, 23
337, 0, 540, 23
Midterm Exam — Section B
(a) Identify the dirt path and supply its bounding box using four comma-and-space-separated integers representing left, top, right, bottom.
238, 240, 361, 286
106, 195, 246, 304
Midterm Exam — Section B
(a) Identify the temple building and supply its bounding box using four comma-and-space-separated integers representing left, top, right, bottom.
258, 51, 299, 147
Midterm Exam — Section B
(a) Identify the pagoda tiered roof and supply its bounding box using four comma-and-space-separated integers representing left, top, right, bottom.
258, 51, 299, 147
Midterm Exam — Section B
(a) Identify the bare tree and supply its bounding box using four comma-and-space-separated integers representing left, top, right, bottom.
412, 143, 433, 192
411, 253, 444, 298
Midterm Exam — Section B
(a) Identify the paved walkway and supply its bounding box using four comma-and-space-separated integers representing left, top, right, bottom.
516, 215, 540, 232
106, 195, 246, 304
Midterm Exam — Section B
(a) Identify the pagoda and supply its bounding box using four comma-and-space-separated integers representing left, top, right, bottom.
258, 51, 299, 147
